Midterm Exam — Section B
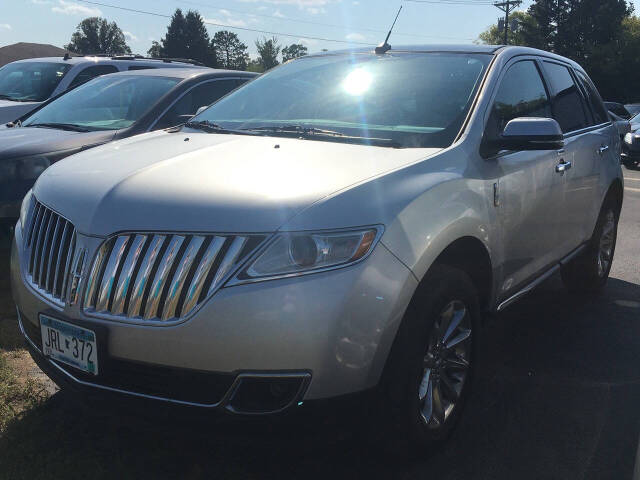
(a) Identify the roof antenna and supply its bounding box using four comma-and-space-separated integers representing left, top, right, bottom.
375, 6, 402, 54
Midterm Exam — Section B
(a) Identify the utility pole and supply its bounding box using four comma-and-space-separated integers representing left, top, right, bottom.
494, 1, 522, 45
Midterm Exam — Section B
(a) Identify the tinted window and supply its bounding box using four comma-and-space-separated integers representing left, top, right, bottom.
68, 65, 119, 89
154, 79, 240, 129
604, 102, 631, 120
544, 62, 589, 133
575, 70, 609, 125
128, 66, 156, 71
192, 53, 492, 148
486, 60, 552, 140
0, 62, 71, 102
22, 75, 179, 131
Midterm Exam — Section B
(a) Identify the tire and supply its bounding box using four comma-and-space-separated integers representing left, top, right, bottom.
561, 199, 619, 293
377, 264, 480, 454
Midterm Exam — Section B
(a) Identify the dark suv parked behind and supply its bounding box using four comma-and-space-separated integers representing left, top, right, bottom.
0, 68, 256, 223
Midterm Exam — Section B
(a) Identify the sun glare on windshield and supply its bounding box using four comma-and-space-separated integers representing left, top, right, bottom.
342, 68, 373, 96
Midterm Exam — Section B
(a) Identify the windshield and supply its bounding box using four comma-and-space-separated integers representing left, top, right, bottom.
191, 52, 491, 148
0, 62, 71, 102
22, 75, 180, 131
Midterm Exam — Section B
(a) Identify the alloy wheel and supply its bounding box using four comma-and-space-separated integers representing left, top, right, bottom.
418, 300, 472, 429
597, 211, 616, 278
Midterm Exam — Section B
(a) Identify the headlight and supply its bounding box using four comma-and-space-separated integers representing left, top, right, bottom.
232, 226, 382, 283
19, 189, 33, 228
0, 156, 51, 180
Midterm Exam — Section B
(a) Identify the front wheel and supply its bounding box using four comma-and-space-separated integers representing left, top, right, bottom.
561, 201, 619, 293
377, 265, 480, 452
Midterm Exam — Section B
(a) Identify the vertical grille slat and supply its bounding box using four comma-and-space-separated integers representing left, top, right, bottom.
111, 235, 148, 315
208, 237, 247, 295
143, 235, 186, 320
84, 232, 265, 323
24, 200, 78, 307
181, 236, 226, 317
126, 235, 166, 318
95, 236, 130, 312
161, 236, 205, 321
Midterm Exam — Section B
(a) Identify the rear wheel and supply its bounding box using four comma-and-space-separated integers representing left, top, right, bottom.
378, 265, 480, 452
561, 201, 619, 293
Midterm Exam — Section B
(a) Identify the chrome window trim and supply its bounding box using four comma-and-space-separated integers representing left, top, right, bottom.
147, 76, 250, 132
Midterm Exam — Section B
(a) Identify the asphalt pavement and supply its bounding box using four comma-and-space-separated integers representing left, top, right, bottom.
1, 167, 639, 479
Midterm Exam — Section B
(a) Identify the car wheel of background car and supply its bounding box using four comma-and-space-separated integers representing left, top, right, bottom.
376, 264, 480, 455
561, 199, 619, 293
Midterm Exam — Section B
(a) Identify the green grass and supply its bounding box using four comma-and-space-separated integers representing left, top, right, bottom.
0, 353, 48, 434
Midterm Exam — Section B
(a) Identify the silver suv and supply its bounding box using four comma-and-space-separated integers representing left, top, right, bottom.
11, 45, 622, 449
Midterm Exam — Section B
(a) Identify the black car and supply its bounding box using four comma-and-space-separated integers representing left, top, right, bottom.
0, 68, 257, 224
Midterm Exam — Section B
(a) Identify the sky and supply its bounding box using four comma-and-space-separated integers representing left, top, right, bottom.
1, 0, 639, 58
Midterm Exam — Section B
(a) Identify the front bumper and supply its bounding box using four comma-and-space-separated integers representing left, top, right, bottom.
11, 221, 417, 411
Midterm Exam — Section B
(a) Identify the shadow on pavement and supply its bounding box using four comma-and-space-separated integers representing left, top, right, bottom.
1, 223, 639, 478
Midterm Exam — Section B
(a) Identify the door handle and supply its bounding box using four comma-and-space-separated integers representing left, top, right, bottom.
556, 160, 572, 173
598, 145, 610, 155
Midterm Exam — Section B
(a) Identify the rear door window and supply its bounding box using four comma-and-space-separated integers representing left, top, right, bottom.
543, 61, 590, 133
486, 60, 552, 141
68, 65, 119, 90
574, 70, 609, 125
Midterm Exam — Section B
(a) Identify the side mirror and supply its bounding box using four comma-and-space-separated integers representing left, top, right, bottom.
195, 105, 208, 116
483, 117, 564, 157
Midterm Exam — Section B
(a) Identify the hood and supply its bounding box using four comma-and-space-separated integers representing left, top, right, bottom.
0, 100, 40, 124
0, 127, 115, 160
34, 130, 440, 235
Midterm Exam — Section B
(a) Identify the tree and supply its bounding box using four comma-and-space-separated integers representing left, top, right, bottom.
159, 9, 215, 66
255, 36, 281, 71
65, 17, 131, 55
147, 41, 162, 58
246, 58, 264, 73
477, 11, 535, 46
212, 31, 249, 70
282, 43, 308, 62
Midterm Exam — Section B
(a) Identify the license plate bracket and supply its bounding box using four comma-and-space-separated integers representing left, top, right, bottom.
40, 314, 99, 375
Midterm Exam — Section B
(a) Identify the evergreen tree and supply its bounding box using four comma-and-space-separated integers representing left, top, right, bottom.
159, 9, 214, 66
212, 31, 249, 70
255, 36, 281, 71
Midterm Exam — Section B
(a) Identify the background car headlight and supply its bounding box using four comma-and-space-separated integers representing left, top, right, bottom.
233, 227, 382, 283
0, 156, 51, 181
625, 133, 633, 144
19, 189, 33, 228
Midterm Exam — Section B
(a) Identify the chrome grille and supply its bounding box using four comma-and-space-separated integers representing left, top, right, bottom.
24, 201, 77, 307
84, 233, 265, 322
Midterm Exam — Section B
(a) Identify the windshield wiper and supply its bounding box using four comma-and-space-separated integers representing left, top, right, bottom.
243, 125, 400, 147
0, 94, 33, 102
27, 122, 90, 132
184, 120, 257, 136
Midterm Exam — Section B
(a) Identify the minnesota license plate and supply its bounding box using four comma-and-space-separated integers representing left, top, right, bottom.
40, 315, 98, 375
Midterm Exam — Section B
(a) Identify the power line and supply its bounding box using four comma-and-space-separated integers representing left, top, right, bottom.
75, 0, 377, 45
493, 1, 522, 44
162, 0, 475, 41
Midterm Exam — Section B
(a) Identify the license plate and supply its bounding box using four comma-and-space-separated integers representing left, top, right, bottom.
40, 315, 98, 375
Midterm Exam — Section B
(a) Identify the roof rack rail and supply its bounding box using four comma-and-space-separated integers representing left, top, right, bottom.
81, 54, 205, 66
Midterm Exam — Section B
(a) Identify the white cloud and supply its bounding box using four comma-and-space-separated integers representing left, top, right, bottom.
31, 0, 52, 4
123, 31, 138, 42
238, 0, 338, 14
298, 37, 319, 46
345, 32, 365, 42
205, 17, 248, 28
52, 0, 102, 16
0, 24, 11, 30
273, 9, 285, 18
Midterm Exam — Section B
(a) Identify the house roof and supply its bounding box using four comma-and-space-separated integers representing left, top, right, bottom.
0, 42, 70, 67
